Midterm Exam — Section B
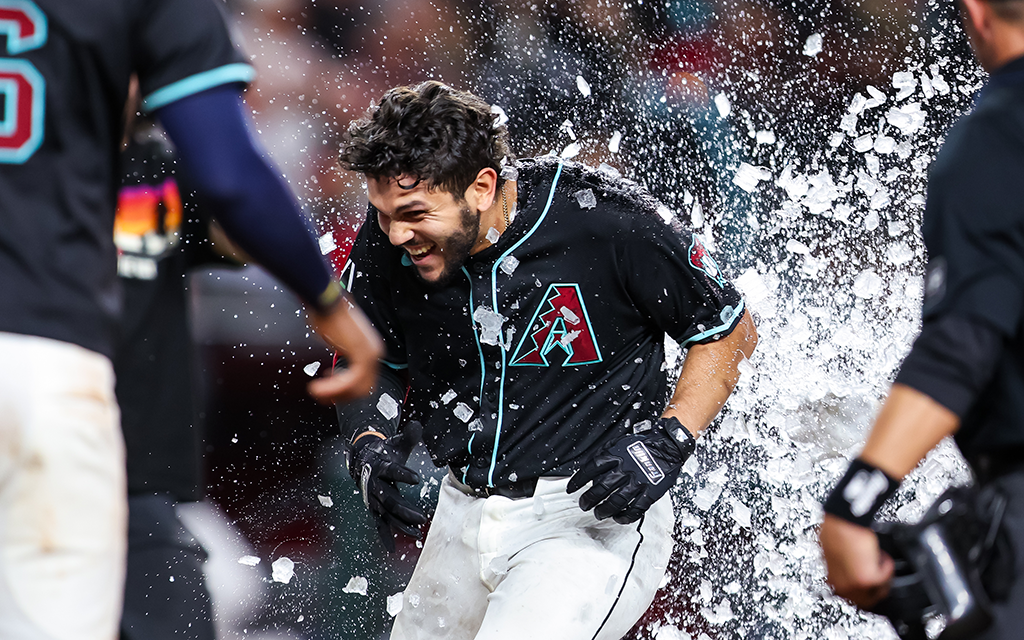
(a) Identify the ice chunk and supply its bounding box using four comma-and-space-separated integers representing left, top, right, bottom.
387, 592, 404, 617
560, 142, 581, 159
785, 239, 811, 255
576, 75, 592, 97
453, 403, 473, 423
272, 557, 295, 584
500, 255, 519, 275
713, 92, 731, 118
473, 306, 507, 345
693, 465, 728, 511
377, 393, 399, 420
654, 625, 693, 640
238, 555, 261, 566
500, 165, 519, 181
828, 132, 845, 148
486, 227, 500, 244
468, 418, 483, 432
737, 357, 757, 377
870, 189, 891, 210
608, 131, 622, 153
560, 306, 581, 325
701, 601, 735, 624
852, 269, 883, 298
303, 361, 321, 377
690, 203, 704, 228
734, 268, 771, 306
575, 189, 597, 209
929, 65, 951, 95
597, 163, 621, 178
802, 33, 822, 56
732, 163, 770, 192
755, 130, 776, 145
852, 134, 873, 153
508, 471, 518, 482
318, 232, 337, 255
532, 495, 546, 516
873, 135, 896, 154
490, 104, 508, 128
487, 555, 510, 577
838, 112, 857, 133
560, 119, 576, 141
318, 495, 334, 507
893, 71, 917, 100
847, 93, 867, 115
729, 497, 752, 528
886, 102, 926, 136
441, 389, 457, 405
865, 85, 888, 109
656, 205, 674, 224
342, 575, 368, 596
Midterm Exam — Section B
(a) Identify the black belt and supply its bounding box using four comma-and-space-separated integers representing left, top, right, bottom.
448, 469, 538, 499
970, 445, 1024, 484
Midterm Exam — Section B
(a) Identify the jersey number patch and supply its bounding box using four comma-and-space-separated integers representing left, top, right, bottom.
510, 283, 602, 367
0, 0, 46, 164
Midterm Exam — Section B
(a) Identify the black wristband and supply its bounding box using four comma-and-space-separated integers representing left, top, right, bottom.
657, 416, 696, 460
823, 458, 900, 528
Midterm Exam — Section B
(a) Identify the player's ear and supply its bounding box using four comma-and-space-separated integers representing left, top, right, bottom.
466, 168, 498, 213
960, 0, 991, 42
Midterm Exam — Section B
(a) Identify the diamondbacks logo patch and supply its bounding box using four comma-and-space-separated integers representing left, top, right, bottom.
510, 283, 602, 367
688, 236, 725, 287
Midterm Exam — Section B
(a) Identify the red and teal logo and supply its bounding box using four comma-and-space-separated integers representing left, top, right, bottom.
688, 235, 725, 287
510, 283, 602, 367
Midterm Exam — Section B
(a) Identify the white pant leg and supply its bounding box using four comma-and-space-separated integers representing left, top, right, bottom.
0, 333, 126, 640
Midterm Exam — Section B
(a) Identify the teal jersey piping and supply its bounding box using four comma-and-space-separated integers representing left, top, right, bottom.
484, 162, 564, 486
463, 265, 486, 482
142, 63, 257, 112
680, 299, 746, 346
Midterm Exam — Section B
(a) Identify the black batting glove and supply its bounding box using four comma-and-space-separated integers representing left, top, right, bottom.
567, 416, 696, 524
349, 425, 428, 552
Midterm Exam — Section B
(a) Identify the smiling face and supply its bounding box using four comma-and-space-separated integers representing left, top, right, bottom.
368, 176, 485, 287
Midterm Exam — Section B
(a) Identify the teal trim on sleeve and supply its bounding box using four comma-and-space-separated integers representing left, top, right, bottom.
680, 300, 745, 346
142, 63, 256, 112
382, 360, 409, 370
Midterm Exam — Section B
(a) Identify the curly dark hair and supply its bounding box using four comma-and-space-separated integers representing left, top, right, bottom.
339, 81, 513, 198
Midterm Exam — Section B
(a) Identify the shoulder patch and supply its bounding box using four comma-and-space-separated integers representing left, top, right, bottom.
688, 235, 725, 287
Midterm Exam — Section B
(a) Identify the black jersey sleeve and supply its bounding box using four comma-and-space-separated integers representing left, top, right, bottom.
133, 0, 255, 112
620, 212, 744, 346
342, 207, 409, 369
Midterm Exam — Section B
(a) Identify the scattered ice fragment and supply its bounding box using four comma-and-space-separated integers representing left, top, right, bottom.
865, 85, 888, 108
318, 232, 336, 255
453, 403, 473, 423
732, 163, 770, 192
847, 93, 867, 115
575, 189, 597, 209
238, 555, 261, 566
886, 103, 926, 136
802, 33, 822, 56
500, 255, 519, 275
852, 269, 883, 298
486, 227, 501, 244
597, 163, 621, 178
532, 495, 546, 516
500, 165, 519, 181
713, 92, 731, 118
755, 130, 776, 145
560, 142, 581, 159
487, 555, 510, 578
785, 239, 811, 255
892, 71, 917, 100
701, 601, 736, 624
441, 389, 457, 405
734, 269, 771, 306
508, 471, 518, 482
560, 306, 580, 325
377, 393, 399, 420
272, 557, 295, 584
317, 495, 334, 508
342, 576, 369, 596
387, 592, 404, 617
560, 119, 576, 140
303, 361, 321, 377
297, 615, 304, 622
468, 418, 483, 432
729, 498, 752, 528
828, 132, 845, 148
737, 357, 757, 377
873, 135, 896, 154
852, 134, 873, 153
576, 75, 592, 97
490, 104, 508, 128
887, 243, 914, 265
929, 65, 951, 94
654, 626, 693, 640
693, 465, 728, 510
560, 330, 581, 346
608, 131, 622, 153
870, 189, 892, 210
473, 306, 507, 346
656, 205, 674, 224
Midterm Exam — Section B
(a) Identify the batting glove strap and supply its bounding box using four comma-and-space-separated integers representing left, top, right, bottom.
567, 417, 696, 525
823, 458, 900, 528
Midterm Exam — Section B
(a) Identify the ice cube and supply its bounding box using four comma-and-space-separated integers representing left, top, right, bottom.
575, 189, 597, 209
608, 131, 622, 153
318, 232, 337, 255
532, 495, 546, 516
576, 75, 592, 97
560, 306, 581, 325
732, 163, 770, 192
785, 239, 810, 255
468, 418, 483, 432
847, 92, 867, 115
713, 92, 731, 118
303, 361, 321, 377
560, 119, 576, 141
755, 130, 776, 145
318, 495, 334, 508
499, 255, 519, 275
500, 166, 519, 181
892, 71, 917, 100
272, 557, 295, 584
873, 135, 896, 154
486, 227, 500, 244
886, 103, 926, 136
473, 306, 507, 345
852, 134, 873, 153
852, 269, 883, 298
508, 472, 518, 482
238, 555, 261, 566
441, 389, 457, 405
387, 592, 404, 617
737, 357, 757, 377
487, 555, 510, 577
802, 33, 822, 56
453, 403, 473, 423
690, 202, 704, 228
377, 393, 399, 420
342, 576, 368, 596
865, 84, 888, 108
560, 142, 581, 159
729, 498, 752, 528
490, 104, 508, 128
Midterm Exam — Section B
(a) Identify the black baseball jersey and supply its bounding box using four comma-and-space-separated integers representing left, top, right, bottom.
343, 158, 744, 489
0, 0, 254, 359
894, 56, 1024, 458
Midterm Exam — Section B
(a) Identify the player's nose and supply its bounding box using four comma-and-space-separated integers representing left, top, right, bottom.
387, 220, 415, 246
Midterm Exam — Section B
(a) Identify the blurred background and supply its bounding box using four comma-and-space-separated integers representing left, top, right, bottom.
180, 0, 983, 638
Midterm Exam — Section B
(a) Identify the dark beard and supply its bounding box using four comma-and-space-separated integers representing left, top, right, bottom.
415, 203, 479, 288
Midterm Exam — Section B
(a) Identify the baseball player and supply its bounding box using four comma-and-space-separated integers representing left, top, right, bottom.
0, 2, 381, 639
335, 81, 757, 640
819, 0, 1024, 636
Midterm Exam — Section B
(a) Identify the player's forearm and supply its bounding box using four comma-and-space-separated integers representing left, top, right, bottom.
664, 309, 757, 437
857, 383, 960, 480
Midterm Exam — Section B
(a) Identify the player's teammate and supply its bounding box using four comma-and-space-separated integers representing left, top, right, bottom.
335, 81, 757, 640
819, 0, 1024, 635
0, 2, 381, 639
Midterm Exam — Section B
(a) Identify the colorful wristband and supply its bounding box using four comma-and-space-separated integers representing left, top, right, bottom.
822, 458, 900, 528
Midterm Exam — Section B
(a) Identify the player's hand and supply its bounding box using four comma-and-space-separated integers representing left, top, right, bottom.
307, 295, 384, 403
349, 426, 428, 552
820, 513, 894, 609
567, 417, 695, 524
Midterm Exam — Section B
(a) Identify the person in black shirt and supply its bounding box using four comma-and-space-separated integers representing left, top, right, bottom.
820, 0, 1024, 636
0, 3, 381, 639
335, 82, 757, 640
